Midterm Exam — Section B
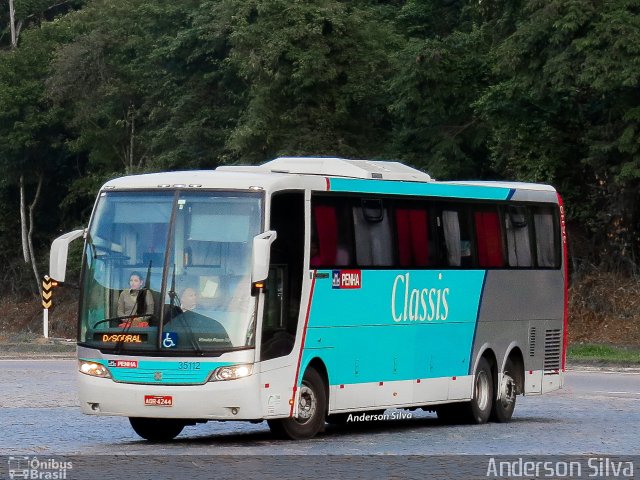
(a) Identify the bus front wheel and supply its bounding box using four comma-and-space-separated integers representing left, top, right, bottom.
129, 417, 184, 442
267, 367, 326, 440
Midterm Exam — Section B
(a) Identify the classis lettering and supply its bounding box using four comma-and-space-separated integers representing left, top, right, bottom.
392, 273, 450, 322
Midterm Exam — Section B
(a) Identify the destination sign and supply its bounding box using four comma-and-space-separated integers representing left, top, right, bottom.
95, 333, 147, 343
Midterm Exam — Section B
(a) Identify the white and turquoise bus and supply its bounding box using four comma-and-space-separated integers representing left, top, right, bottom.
50, 157, 568, 440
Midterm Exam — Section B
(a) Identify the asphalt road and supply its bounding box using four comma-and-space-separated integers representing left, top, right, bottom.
1, 360, 638, 479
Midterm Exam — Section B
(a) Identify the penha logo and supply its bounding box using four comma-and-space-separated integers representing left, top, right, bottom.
108, 360, 138, 369
332, 270, 362, 289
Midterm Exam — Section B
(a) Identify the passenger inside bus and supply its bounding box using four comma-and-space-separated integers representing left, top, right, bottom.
117, 272, 154, 327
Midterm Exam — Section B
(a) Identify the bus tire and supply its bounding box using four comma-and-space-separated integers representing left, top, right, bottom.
490, 359, 517, 423
129, 417, 184, 441
267, 367, 326, 440
466, 357, 493, 424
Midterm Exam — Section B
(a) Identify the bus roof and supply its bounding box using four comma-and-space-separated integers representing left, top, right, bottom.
101, 157, 557, 201
218, 157, 433, 182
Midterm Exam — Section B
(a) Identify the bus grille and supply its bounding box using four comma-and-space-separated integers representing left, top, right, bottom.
529, 327, 536, 357
544, 328, 562, 372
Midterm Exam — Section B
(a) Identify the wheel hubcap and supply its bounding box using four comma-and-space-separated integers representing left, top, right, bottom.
498, 373, 516, 409
475, 370, 490, 411
297, 384, 317, 423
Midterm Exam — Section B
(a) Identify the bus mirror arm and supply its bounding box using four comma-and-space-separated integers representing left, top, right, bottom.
252, 230, 277, 283
50, 229, 86, 283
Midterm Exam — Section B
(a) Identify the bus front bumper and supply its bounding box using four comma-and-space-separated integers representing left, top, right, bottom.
78, 373, 264, 420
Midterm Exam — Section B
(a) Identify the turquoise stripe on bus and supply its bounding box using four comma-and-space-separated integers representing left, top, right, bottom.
83, 359, 232, 385
299, 270, 486, 386
328, 178, 512, 201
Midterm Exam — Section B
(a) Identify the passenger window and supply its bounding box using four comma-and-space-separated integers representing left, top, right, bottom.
353, 199, 393, 266
533, 206, 559, 268
505, 206, 532, 267
441, 207, 473, 267
396, 205, 430, 267
475, 208, 505, 268
310, 199, 354, 268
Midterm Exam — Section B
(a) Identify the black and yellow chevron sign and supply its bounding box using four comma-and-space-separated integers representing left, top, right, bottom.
42, 275, 58, 309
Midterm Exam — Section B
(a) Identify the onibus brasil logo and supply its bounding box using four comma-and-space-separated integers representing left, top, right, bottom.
8, 457, 73, 479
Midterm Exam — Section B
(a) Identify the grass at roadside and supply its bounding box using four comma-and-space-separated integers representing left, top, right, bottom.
568, 344, 640, 364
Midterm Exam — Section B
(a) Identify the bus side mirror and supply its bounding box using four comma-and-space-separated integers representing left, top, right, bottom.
50, 229, 85, 283
252, 230, 277, 283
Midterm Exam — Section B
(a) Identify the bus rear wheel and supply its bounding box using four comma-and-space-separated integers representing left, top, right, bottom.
466, 357, 493, 424
267, 367, 326, 440
129, 417, 184, 441
491, 359, 517, 423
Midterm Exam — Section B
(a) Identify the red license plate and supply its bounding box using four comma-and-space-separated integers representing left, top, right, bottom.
144, 395, 173, 407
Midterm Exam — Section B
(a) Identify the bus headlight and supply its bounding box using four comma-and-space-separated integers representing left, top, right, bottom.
78, 360, 112, 379
209, 364, 253, 382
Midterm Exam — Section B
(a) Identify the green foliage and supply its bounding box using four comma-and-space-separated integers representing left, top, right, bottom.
197, 0, 400, 163
568, 344, 640, 364
2, 0, 640, 288
477, 0, 640, 267
388, 27, 493, 178
47, 0, 207, 173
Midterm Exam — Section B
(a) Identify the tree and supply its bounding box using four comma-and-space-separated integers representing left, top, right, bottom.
386, 0, 506, 179
0, 0, 82, 293
0, 25, 73, 291
191, 0, 400, 164
477, 0, 640, 269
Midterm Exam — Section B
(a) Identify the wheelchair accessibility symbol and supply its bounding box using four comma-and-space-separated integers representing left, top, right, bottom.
163, 332, 178, 348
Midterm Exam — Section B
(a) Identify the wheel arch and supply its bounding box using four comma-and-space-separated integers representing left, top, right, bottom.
504, 344, 525, 395
472, 343, 498, 378
301, 356, 330, 413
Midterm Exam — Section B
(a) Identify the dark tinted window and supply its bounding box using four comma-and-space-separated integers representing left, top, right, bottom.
475, 208, 505, 268
505, 205, 532, 267
310, 198, 354, 268
533, 206, 560, 268
353, 199, 394, 266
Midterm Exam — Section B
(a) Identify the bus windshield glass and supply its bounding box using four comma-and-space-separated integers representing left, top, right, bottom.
79, 190, 263, 354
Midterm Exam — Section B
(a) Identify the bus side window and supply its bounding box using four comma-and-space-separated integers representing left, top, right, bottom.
440, 207, 474, 267
310, 200, 353, 268
396, 206, 430, 267
533, 206, 559, 268
442, 210, 461, 266
311, 205, 338, 267
475, 208, 505, 268
353, 199, 393, 266
505, 206, 532, 267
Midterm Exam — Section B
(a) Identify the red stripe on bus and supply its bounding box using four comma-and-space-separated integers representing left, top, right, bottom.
325, 177, 331, 191
289, 274, 317, 417
557, 193, 569, 372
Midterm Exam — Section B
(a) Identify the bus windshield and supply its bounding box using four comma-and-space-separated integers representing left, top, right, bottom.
79, 190, 263, 354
